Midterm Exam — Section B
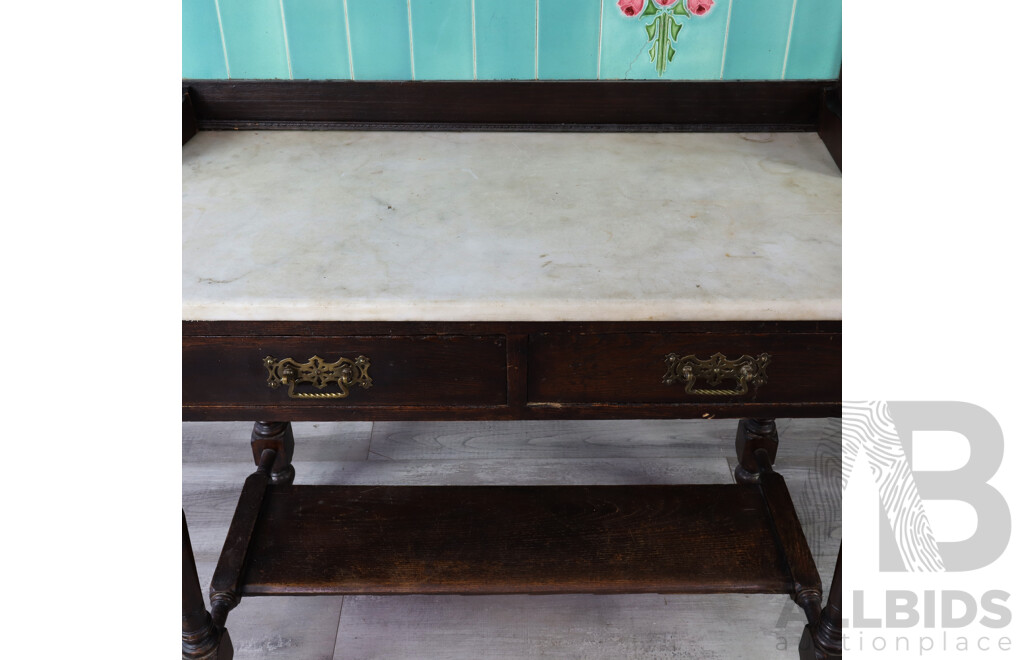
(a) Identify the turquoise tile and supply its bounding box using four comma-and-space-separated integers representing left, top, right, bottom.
602, 0, 727, 80
282, 0, 350, 79
784, 0, 841, 80
218, 0, 290, 78
347, 0, 413, 80
599, 0, 653, 79
183, 0, 227, 79
721, 0, 793, 80
475, 0, 536, 79
411, 0, 474, 80
538, 0, 601, 79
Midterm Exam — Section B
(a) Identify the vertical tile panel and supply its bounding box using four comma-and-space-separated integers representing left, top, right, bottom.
282, 0, 350, 79
659, 0, 728, 80
538, 0, 601, 79
600, 0, 653, 80
601, 0, 727, 80
475, 0, 536, 79
411, 0, 474, 80
347, 0, 413, 80
784, 0, 841, 79
721, 0, 793, 80
183, 0, 228, 78
218, 0, 290, 78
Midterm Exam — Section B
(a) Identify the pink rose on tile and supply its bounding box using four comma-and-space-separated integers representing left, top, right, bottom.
617, 0, 646, 17
687, 0, 714, 15
653, 0, 679, 6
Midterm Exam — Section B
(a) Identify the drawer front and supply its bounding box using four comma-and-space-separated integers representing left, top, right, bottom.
183, 335, 507, 408
527, 332, 839, 405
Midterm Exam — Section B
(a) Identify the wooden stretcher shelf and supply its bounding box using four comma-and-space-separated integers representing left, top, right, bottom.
211, 450, 821, 612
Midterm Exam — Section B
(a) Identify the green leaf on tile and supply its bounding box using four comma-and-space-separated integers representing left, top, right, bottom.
670, 17, 682, 40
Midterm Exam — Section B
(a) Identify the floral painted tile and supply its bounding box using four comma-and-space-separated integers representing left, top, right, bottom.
616, 0, 717, 77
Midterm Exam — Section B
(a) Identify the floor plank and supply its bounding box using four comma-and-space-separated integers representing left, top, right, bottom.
367, 419, 737, 460
335, 593, 804, 660
183, 421, 373, 464
200, 559, 344, 660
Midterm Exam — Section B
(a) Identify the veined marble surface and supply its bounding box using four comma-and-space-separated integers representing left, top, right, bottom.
183, 131, 840, 321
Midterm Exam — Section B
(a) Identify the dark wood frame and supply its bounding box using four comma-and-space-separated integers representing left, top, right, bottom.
183, 79, 831, 134
183, 78, 842, 658
183, 320, 841, 422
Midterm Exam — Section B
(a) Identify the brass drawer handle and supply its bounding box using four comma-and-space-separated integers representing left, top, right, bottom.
264, 355, 372, 399
663, 352, 770, 396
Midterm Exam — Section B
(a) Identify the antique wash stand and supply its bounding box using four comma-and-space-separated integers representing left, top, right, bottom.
181, 81, 842, 659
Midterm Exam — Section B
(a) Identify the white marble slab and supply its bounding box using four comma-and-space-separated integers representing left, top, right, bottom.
183, 131, 840, 321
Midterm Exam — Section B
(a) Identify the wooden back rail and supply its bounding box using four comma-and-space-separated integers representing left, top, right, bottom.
182, 80, 841, 170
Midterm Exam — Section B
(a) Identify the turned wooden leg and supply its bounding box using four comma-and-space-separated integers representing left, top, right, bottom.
734, 418, 779, 484
251, 421, 295, 485
183, 511, 233, 660
801, 546, 842, 659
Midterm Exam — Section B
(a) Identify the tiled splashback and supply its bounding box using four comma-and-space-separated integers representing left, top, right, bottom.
184, 0, 840, 81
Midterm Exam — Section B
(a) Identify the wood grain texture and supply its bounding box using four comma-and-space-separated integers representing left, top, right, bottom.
183, 335, 507, 408
211, 450, 277, 621
182, 80, 831, 132
183, 320, 841, 338
182, 421, 373, 465
366, 419, 737, 460
183, 418, 840, 659
184, 401, 840, 422
240, 484, 793, 596
528, 332, 840, 405
183, 322, 839, 422
336, 593, 800, 660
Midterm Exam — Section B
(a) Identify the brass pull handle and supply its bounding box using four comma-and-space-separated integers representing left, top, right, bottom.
663, 352, 770, 396
264, 355, 372, 399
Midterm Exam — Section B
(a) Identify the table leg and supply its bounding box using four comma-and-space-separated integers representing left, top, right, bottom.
734, 418, 779, 484
800, 546, 842, 659
251, 421, 295, 485
183, 511, 233, 660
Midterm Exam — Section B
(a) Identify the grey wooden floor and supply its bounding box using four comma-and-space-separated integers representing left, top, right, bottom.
183, 418, 841, 660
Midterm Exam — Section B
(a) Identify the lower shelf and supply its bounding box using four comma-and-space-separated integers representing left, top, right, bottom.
243, 484, 791, 596
211, 450, 820, 612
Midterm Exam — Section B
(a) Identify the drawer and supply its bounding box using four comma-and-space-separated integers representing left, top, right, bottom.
183, 335, 507, 408
527, 332, 839, 405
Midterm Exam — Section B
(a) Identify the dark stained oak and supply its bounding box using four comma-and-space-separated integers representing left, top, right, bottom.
183, 92, 197, 145
182, 80, 832, 132
801, 546, 842, 660
210, 450, 277, 626
183, 334, 508, 409
734, 418, 780, 484
183, 320, 841, 337
756, 450, 822, 619
183, 401, 840, 422
817, 76, 841, 170
182, 322, 840, 422
528, 332, 840, 405
183, 511, 232, 659
239, 484, 796, 596
250, 421, 295, 486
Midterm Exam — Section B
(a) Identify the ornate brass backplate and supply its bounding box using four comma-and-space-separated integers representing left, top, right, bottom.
662, 352, 770, 396
263, 355, 372, 399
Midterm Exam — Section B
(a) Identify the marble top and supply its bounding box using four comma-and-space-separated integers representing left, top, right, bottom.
183, 131, 840, 322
